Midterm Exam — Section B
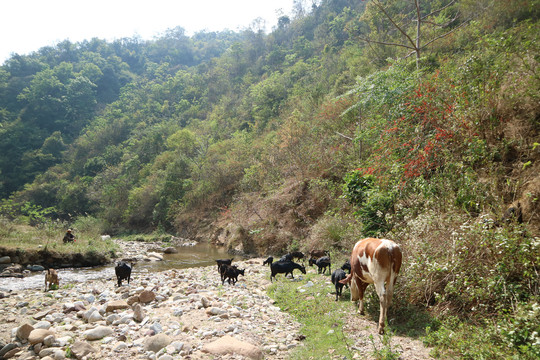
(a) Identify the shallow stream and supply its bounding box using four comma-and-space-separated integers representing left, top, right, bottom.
0, 242, 230, 292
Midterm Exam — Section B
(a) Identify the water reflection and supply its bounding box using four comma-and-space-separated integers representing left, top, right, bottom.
0, 242, 231, 292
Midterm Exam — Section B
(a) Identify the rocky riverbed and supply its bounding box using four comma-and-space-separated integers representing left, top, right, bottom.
0, 258, 303, 360
0, 240, 434, 360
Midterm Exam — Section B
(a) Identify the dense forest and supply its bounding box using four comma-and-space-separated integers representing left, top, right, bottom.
1, 0, 539, 358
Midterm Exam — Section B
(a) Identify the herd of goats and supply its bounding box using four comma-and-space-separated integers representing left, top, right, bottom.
44, 249, 349, 302
44, 237, 402, 334
215, 249, 352, 301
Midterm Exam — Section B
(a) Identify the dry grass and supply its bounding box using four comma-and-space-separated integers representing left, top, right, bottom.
0, 218, 118, 255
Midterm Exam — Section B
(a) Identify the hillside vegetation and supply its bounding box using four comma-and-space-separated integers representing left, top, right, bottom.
1, 0, 539, 358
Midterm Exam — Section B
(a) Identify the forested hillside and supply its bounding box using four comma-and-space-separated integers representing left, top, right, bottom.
1, 0, 539, 358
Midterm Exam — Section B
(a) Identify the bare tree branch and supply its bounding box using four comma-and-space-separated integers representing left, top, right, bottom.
421, 12, 460, 27
372, 0, 417, 49
420, 0, 457, 20
336, 132, 354, 141
358, 36, 416, 50
422, 19, 470, 48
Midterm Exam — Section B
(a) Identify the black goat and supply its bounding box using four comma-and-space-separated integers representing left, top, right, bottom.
216, 258, 233, 271
115, 261, 133, 287
341, 260, 351, 274
221, 264, 245, 285
290, 251, 305, 262
309, 249, 329, 259
309, 256, 331, 274
279, 253, 293, 262
270, 261, 306, 282
331, 268, 347, 301
262, 256, 274, 266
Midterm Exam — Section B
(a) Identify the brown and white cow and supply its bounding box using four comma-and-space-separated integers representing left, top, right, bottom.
339, 238, 402, 334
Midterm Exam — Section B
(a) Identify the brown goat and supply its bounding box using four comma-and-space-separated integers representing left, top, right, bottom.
44, 268, 59, 291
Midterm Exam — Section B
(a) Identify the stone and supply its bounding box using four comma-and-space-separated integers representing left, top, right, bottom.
106, 314, 120, 324
150, 322, 162, 334
132, 303, 145, 322
34, 320, 52, 329
70, 341, 97, 360
28, 329, 54, 345
202, 335, 263, 360
0, 344, 17, 358
27, 264, 46, 272
206, 307, 226, 316
138, 290, 156, 303
2, 347, 21, 359
39, 348, 55, 357
144, 333, 172, 353
0, 256, 10, 264
147, 252, 163, 261
106, 299, 129, 312
53, 349, 66, 359
113, 342, 127, 352
16, 323, 34, 341
126, 295, 139, 305
43, 334, 56, 346
83, 326, 113, 340
33, 309, 52, 320
163, 247, 178, 254
87, 311, 103, 323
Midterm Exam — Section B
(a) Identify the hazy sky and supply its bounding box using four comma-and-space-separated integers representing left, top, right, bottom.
1, 0, 295, 64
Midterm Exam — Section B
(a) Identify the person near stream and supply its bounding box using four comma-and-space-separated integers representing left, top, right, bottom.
63, 229, 76, 243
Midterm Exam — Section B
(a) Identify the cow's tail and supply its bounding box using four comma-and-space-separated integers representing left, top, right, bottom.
339, 273, 352, 285
386, 244, 403, 306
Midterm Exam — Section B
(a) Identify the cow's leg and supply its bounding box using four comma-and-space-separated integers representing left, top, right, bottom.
357, 281, 369, 315
373, 280, 389, 334
351, 278, 369, 314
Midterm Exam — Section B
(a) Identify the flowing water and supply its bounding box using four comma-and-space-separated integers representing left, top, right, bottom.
0, 242, 231, 292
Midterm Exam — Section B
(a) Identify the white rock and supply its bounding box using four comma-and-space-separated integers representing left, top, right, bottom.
87, 311, 103, 323
83, 326, 113, 340
34, 321, 52, 329
113, 342, 128, 352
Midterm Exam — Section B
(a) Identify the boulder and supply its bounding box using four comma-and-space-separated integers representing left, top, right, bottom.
126, 295, 139, 305
0, 344, 17, 358
144, 333, 172, 353
16, 323, 34, 341
28, 329, 54, 345
202, 335, 262, 359
83, 326, 113, 340
0, 256, 10, 264
138, 290, 156, 304
163, 247, 178, 254
147, 252, 163, 261
105, 300, 129, 312
70, 341, 97, 360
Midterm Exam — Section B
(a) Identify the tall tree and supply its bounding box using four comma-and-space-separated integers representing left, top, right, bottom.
359, 0, 468, 69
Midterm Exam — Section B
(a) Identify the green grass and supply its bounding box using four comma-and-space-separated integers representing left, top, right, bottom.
267, 272, 355, 359
266, 270, 441, 359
